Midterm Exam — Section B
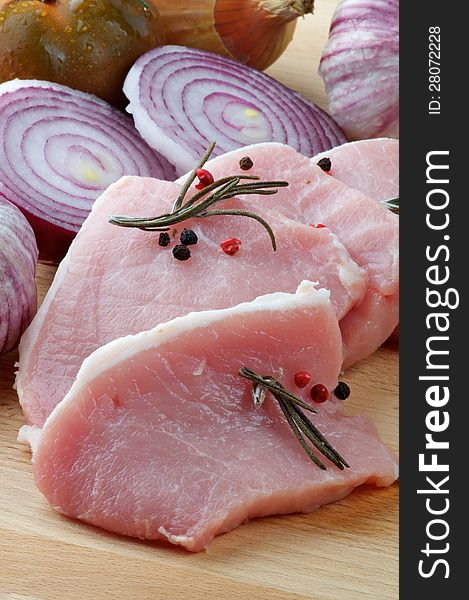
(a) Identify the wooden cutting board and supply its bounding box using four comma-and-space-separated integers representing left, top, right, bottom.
0, 2, 399, 598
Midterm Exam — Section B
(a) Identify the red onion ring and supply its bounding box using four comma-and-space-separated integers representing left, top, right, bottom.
124, 46, 347, 175
0, 80, 177, 262
0, 196, 38, 355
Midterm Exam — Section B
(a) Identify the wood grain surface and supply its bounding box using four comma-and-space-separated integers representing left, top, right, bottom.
0, 2, 399, 599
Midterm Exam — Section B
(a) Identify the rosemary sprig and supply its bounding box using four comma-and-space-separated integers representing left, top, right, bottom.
239, 367, 349, 471
383, 196, 399, 215
241, 368, 316, 412
108, 143, 289, 251
173, 142, 219, 212
199, 209, 277, 251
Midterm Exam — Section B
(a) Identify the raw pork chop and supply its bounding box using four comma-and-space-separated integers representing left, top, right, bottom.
31, 283, 398, 551
312, 139, 400, 343
311, 139, 399, 204
190, 143, 399, 366
18, 178, 366, 427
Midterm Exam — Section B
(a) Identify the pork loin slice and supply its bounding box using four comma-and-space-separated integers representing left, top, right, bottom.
311, 139, 399, 204
17, 177, 366, 428
194, 143, 399, 367
31, 283, 398, 551
311, 139, 400, 344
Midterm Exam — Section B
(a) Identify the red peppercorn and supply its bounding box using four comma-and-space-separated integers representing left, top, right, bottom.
310, 384, 329, 403
310, 223, 326, 229
220, 238, 241, 256
195, 168, 215, 190
294, 371, 311, 389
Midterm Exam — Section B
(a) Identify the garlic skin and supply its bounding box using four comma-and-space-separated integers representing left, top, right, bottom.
151, 0, 314, 71
319, 0, 399, 140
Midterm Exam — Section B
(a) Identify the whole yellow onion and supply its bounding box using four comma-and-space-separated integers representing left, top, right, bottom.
151, 0, 314, 70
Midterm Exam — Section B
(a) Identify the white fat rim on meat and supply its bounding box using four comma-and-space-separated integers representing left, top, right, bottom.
17, 425, 42, 453
157, 526, 191, 545
36, 281, 330, 446
328, 235, 366, 292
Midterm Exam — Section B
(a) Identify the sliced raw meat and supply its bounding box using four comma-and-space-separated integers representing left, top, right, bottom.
18, 177, 366, 427
31, 283, 398, 551
312, 139, 400, 343
186, 143, 399, 366
339, 290, 399, 366
311, 139, 399, 204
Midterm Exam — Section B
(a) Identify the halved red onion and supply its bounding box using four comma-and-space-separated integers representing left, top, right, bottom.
0, 80, 177, 263
124, 46, 347, 175
0, 196, 38, 355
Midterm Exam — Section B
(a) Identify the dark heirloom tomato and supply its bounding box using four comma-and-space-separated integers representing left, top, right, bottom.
0, 0, 165, 107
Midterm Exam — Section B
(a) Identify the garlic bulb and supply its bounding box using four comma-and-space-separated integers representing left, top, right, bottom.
151, 0, 314, 70
319, 0, 399, 140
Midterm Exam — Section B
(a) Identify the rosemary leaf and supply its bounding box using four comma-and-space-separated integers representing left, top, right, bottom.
252, 383, 267, 408
239, 368, 316, 413
276, 398, 326, 470
199, 209, 277, 251
227, 181, 289, 191
290, 403, 349, 467
239, 366, 349, 471
137, 226, 170, 232
217, 189, 279, 199
173, 142, 216, 212
383, 196, 399, 215
287, 402, 348, 470
183, 175, 260, 209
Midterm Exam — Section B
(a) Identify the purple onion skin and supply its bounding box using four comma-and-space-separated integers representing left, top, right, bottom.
16, 208, 75, 265
0, 196, 38, 355
319, 0, 399, 140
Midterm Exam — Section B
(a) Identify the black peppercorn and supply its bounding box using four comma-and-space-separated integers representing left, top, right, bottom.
334, 381, 350, 400
317, 157, 332, 172
180, 228, 198, 246
239, 156, 254, 171
158, 232, 171, 247
172, 244, 191, 261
